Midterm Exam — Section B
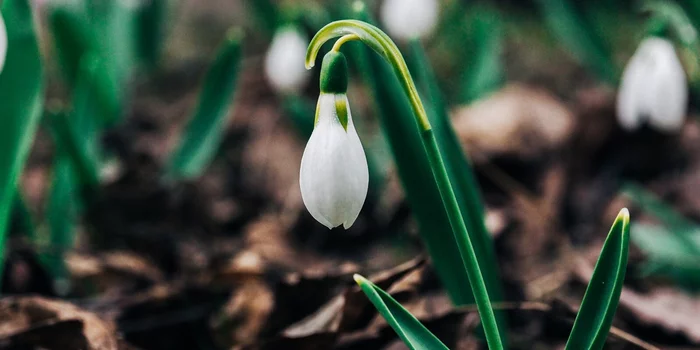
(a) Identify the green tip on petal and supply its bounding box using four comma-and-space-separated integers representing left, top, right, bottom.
353, 273, 366, 285
320, 51, 348, 94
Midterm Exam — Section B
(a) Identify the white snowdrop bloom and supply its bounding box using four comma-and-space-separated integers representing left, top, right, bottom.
617, 37, 688, 132
300, 52, 369, 229
0, 14, 6, 74
380, 0, 439, 41
264, 25, 310, 94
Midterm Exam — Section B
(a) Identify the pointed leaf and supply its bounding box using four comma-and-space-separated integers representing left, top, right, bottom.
565, 208, 630, 350
0, 0, 44, 285
168, 29, 243, 179
354, 275, 449, 350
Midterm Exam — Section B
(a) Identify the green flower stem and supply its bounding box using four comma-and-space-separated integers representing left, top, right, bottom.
307, 20, 503, 349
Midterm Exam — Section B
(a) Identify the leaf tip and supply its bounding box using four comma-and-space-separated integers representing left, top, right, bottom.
353, 273, 367, 285
618, 207, 630, 223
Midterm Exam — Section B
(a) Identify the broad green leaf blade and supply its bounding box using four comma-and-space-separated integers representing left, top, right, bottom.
354, 275, 449, 350
631, 223, 700, 290
565, 208, 630, 350
44, 154, 77, 289
282, 94, 315, 139
0, 0, 45, 285
48, 3, 92, 87
346, 5, 472, 306
244, 0, 280, 37
135, 0, 168, 69
407, 39, 507, 344
459, 5, 504, 103
13, 191, 36, 241
168, 30, 243, 179
536, 0, 618, 84
49, 4, 121, 124
622, 183, 700, 254
47, 110, 100, 198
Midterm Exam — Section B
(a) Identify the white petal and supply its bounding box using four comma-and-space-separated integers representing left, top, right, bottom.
300, 94, 369, 229
264, 26, 310, 94
0, 14, 6, 74
380, 0, 439, 41
647, 39, 688, 132
616, 37, 688, 133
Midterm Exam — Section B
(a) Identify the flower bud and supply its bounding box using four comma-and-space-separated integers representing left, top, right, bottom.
617, 37, 687, 132
264, 26, 310, 94
380, 0, 439, 41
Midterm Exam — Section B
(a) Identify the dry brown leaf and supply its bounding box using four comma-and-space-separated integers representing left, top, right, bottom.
452, 84, 574, 160
619, 288, 700, 344
0, 296, 129, 350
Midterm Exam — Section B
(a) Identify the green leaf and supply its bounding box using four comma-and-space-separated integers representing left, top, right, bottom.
459, 5, 504, 103
345, 5, 473, 307
168, 30, 244, 179
565, 208, 630, 350
135, 0, 169, 69
622, 183, 700, 254
535, 0, 618, 84
354, 275, 449, 350
407, 39, 507, 344
0, 0, 45, 285
282, 94, 315, 139
47, 109, 100, 199
244, 0, 280, 37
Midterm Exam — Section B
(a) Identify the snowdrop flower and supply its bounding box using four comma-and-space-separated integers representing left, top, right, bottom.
617, 37, 688, 132
300, 52, 369, 229
264, 25, 310, 94
380, 0, 439, 41
0, 14, 6, 74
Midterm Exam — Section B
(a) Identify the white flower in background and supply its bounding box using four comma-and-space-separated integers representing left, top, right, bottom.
617, 37, 688, 132
0, 14, 7, 74
264, 25, 310, 94
380, 0, 439, 41
300, 52, 369, 229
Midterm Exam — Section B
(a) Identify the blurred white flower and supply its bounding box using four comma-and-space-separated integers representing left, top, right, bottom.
0, 14, 6, 74
264, 26, 310, 94
617, 37, 687, 132
380, 0, 439, 41
299, 93, 369, 229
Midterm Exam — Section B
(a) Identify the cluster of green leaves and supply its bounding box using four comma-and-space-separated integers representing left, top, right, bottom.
0, 0, 44, 285
1, 0, 244, 292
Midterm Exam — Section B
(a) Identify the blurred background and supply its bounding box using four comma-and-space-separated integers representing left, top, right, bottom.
2, 0, 700, 349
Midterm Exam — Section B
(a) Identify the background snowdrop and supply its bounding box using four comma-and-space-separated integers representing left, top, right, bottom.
617, 37, 687, 132
0, 14, 6, 73
380, 0, 439, 41
264, 25, 310, 94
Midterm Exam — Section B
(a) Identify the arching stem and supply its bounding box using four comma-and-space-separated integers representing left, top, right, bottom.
307, 20, 504, 350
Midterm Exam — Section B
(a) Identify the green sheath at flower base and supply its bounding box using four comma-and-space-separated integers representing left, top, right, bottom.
320, 51, 348, 94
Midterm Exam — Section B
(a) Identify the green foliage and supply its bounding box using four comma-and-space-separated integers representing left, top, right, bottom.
536, 0, 618, 84
168, 30, 244, 179
354, 275, 449, 350
0, 0, 44, 285
407, 39, 507, 344
623, 183, 700, 289
136, 0, 169, 69
459, 5, 504, 103
49, 0, 140, 124
565, 209, 630, 350
345, 7, 474, 307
